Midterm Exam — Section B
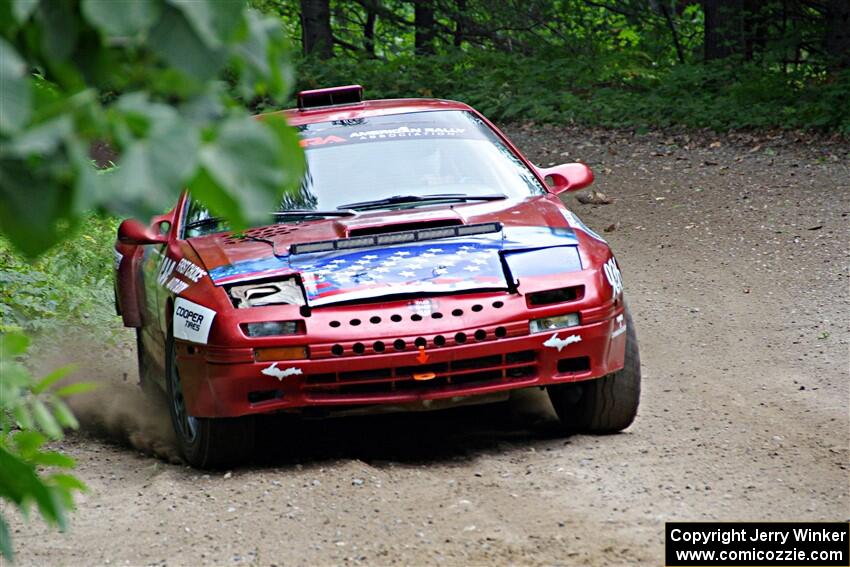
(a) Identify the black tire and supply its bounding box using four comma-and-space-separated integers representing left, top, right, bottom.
165, 331, 255, 469
547, 304, 641, 433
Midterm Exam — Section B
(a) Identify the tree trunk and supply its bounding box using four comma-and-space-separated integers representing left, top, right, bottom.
363, 1, 377, 57
300, 0, 333, 59
660, 2, 685, 64
703, 0, 744, 61
414, 0, 436, 55
454, 0, 465, 47
824, 0, 850, 69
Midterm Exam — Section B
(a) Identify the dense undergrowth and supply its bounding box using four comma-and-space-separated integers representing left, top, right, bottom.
294, 52, 850, 135
0, 215, 122, 343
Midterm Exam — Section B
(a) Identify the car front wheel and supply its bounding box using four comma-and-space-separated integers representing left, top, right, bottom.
547, 303, 641, 433
165, 331, 255, 469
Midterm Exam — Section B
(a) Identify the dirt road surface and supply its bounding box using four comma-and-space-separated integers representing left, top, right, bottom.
9, 127, 849, 566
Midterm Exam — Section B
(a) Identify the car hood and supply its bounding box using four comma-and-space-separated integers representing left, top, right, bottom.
188, 197, 583, 307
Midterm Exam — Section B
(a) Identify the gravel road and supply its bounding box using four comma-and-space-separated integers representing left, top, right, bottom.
9, 126, 849, 566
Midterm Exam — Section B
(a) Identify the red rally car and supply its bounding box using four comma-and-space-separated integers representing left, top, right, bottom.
114, 85, 640, 468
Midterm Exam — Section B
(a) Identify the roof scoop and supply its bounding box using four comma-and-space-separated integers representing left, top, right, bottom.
297, 85, 364, 110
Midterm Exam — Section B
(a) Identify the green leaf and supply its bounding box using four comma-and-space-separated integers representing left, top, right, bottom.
0, 157, 74, 258
0, 446, 65, 529
51, 399, 79, 430
54, 382, 99, 398
0, 39, 32, 134
53, 380, 99, 398
12, 404, 34, 430
0, 514, 12, 563
81, 0, 161, 38
168, 0, 244, 49
31, 451, 75, 469
0, 115, 73, 157
32, 364, 75, 394
111, 121, 200, 217
49, 474, 87, 492
0, 332, 30, 356
12, 431, 45, 456
197, 116, 304, 228
149, 4, 225, 82
12, 0, 38, 23
36, 0, 79, 61
32, 399, 62, 439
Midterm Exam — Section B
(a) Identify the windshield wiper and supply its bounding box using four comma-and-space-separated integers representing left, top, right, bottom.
337, 194, 507, 211
185, 217, 225, 230
272, 210, 356, 218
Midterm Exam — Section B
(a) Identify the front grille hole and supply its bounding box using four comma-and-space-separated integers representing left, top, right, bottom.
350, 318, 361, 326
557, 356, 591, 373
352, 342, 365, 354
330, 320, 341, 328
411, 314, 422, 321
370, 316, 381, 324
452, 309, 463, 317
373, 341, 385, 353
432, 312, 443, 319
331, 344, 344, 356
434, 335, 446, 346
472, 304, 483, 312
492, 301, 504, 308
393, 339, 406, 351
391, 314, 402, 322
455, 332, 467, 344
414, 337, 427, 348
474, 329, 487, 341
495, 326, 507, 338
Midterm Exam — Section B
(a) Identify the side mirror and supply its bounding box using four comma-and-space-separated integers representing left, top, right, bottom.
118, 219, 168, 245
537, 163, 594, 194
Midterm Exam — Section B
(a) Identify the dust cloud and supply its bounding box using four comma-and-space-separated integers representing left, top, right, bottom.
69, 382, 180, 462
37, 336, 180, 463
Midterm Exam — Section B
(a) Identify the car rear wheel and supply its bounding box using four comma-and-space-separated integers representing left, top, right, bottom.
165, 331, 255, 469
547, 304, 641, 433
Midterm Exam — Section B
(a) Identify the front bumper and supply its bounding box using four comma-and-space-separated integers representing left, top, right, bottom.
177, 295, 627, 417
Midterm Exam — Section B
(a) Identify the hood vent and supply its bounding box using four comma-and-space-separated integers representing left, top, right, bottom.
347, 219, 462, 237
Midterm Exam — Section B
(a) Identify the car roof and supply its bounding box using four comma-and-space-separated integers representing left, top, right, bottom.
261, 98, 475, 126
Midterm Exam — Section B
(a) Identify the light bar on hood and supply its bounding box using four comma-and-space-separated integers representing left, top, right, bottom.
290, 222, 503, 255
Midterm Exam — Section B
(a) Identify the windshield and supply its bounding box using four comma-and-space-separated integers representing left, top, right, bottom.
288, 110, 544, 210
183, 110, 545, 238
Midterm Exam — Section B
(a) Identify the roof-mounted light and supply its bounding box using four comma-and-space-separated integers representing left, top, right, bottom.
290, 222, 502, 255
297, 85, 364, 110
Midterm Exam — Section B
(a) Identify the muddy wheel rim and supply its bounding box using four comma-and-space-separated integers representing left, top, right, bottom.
170, 345, 198, 442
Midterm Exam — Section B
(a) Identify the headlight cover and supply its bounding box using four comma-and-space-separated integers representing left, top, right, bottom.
242, 321, 303, 337
529, 313, 580, 334
228, 279, 305, 308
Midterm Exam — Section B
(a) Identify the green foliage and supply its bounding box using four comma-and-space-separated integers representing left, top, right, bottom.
0, 333, 92, 562
0, 0, 306, 259
295, 52, 850, 134
0, 214, 121, 339
0, 1, 309, 561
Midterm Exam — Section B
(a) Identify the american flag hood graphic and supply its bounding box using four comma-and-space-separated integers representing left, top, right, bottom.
207, 226, 581, 307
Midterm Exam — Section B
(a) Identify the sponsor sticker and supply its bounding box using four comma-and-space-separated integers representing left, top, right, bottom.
156, 255, 206, 295
543, 333, 582, 352
611, 313, 627, 338
408, 299, 438, 316
261, 363, 303, 381
173, 298, 216, 344
603, 257, 623, 298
